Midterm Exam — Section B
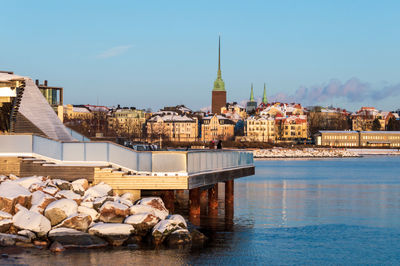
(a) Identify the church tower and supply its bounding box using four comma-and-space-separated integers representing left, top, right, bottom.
211, 36, 226, 114
246, 83, 257, 113
262, 83, 268, 104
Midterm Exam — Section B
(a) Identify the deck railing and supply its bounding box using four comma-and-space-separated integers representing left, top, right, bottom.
0, 134, 253, 174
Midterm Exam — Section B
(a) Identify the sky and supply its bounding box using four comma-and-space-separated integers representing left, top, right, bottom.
1, 0, 400, 112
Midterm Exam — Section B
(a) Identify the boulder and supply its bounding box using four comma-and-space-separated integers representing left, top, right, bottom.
50, 241, 65, 252
14, 176, 42, 189
129, 205, 156, 216
52, 179, 71, 190
0, 181, 32, 214
17, 230, 36, 241
84, 182, 112, 198
9, 174, 19, 180
167, 214, 187, 228
99, 201, 129, 223
89, 223, 134, 246
136, 197, 169, 220
190, 229, 207, 245
40, 186, 60, 197
78, 206, 99, 221
93, 196, 111, 211
48, 228, 108, 249
80, 201, 94, 208
13, 209, 51, 236
0, 211, 12, 220
167, 228, 191, 246
124, 213, 159, 236
116, 197, 133, 207
54, 213, 92, 231
55, 190, 81, 204
152, 219, 181, 245
120, 192, 134, 201
44, 199, 78, 226
71, 179, 89, 196
0, 219, 12, 233
0, 233, 30, 246
30, 191, 56, 214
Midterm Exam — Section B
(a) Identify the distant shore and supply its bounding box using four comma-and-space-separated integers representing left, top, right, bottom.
252, 148, 400, 159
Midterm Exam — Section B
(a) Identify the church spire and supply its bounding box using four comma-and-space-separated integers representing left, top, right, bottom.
250, 83, 255, 101
262, 83, 268, 104
212, 36, 225, 92
217, 35, 221, 79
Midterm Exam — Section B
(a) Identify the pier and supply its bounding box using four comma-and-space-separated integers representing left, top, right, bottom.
0, 134, 254, 225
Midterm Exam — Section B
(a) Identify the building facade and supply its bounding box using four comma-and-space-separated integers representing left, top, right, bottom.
245, 116, 275, 142
201, 114, 235, 142
108, 107, 146, 138
316, 130, 400, 147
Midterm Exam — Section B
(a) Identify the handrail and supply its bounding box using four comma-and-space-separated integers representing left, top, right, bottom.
0, 134, 254, 174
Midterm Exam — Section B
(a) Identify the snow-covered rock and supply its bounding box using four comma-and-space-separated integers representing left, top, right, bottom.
93, 196, 111, 211
116, 197, 133, 207
167, 214, 187, 228
84, 182, 112, 198
0, 181, 32, 214
55, 190, 81, 204
30, 191, 56, 214
48, 227, 108, 249
52, 179, 71, 190
41, 186, 59, 196
71, 179, 89, 196
13, 209, 51, 236
136, 197, 169, 220
129, 205, 156, 216
124, 213, 159, 236
80, 201, 93, 208
0, 233, 30, 246
168, 228, 191, 246
54, 213, 92, 232
152, 219, 181, 245
14, 176, 42, 189
44, 199, 78, 226
99, 201, 129, 223
17, 230, 36, 241
48, 227, 83, 237
78, 206, 99, 221
89, 223, 134, 236
0, 210, 12, 220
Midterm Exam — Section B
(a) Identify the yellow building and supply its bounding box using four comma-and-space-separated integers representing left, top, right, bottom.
221, 102, 247, 122
316, 130, 400, 147
63, 104, 93, 120
276, 116, 308, 140
108, 108, 146, 138
351, 107, 394, 131
245, 116, 275, 142
201, 114, 235, 142
146, 111, 198, 142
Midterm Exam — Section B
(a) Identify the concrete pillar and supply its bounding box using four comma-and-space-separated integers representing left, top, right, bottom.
225, 180, 234, 230
162, 190, 175, 213
208, 183, 218, 216
189, 188, 200, 226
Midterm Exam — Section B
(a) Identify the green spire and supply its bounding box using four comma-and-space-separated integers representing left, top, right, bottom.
212, 36, 225, 92
262, 83, 268, 104
250, 83, 255, 101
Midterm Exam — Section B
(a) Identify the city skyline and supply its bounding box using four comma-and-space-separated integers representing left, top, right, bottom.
1, 1, 400, 111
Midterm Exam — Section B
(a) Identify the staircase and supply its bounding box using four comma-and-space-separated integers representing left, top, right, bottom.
9, 85, 25, 133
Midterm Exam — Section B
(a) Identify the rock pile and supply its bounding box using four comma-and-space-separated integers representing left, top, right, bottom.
254, 148, 360, 158
0, 175, 206, 251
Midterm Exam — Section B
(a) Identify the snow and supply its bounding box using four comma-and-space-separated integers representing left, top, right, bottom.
78, 206, 99, 221
89, 223, 134, 236
31, 190, 54, 205
136, 197, 168, 220
0, 181, 31, 199
0, 219, 12, 226
42, 186, 59, 196
124, 214, 151, 225
45, 199, 78, 217
14, 176, 42, 189
167, 214, 187, 228
100, 201, 129, 212
152, 219, 179, 234
0, 211, 12, 220
56, 190, 81, 200
129, 205, 156, 216
115, 197, 133, 207
80, 201, 93, 208
12, 209, 51, 236
84, 182, 112, 198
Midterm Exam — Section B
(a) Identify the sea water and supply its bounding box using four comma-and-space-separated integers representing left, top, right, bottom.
3, 156, 400, 265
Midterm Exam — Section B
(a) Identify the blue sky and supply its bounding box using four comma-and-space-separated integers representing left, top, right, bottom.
1, 0, 400, 112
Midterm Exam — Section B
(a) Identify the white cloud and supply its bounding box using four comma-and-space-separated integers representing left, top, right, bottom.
97, 45, 133, 59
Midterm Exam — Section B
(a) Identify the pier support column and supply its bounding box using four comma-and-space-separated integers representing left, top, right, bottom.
208, 183, 218, 216
189, 188, 200, 226
162, 190, 175, 213
225, 180, 234, 230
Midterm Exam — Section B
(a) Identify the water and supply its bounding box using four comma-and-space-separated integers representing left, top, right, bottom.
3, 156, 400, 265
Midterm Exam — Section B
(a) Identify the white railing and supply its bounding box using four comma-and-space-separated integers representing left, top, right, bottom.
0, 134, 254, 174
